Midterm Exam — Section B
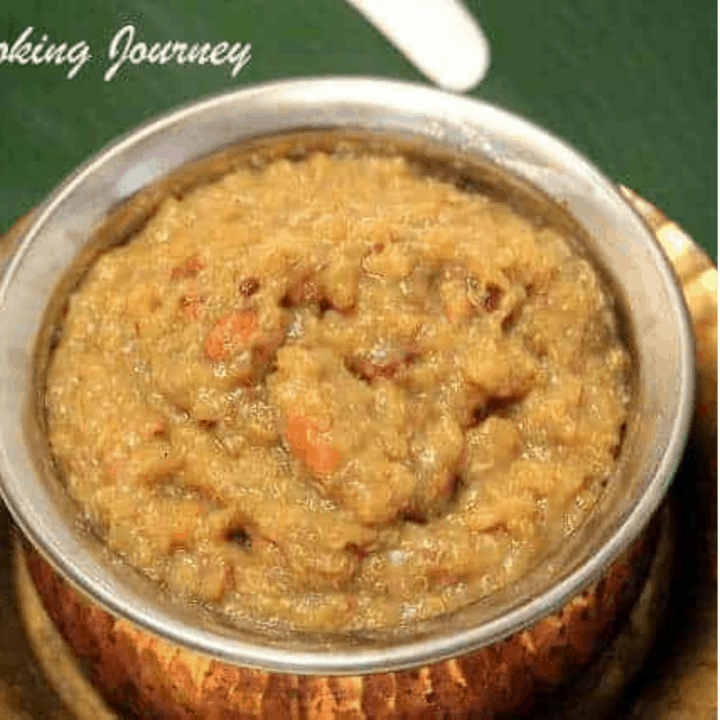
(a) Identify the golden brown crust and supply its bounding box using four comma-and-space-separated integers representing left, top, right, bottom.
24, 518, 657, 719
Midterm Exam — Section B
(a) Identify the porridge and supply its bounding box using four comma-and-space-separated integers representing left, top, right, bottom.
45, 152, 631, 632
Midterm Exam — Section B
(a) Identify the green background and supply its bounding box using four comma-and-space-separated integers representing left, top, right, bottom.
1, 1, 716, 259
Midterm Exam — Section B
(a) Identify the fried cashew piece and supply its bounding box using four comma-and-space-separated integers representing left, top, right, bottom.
284, 413, 342, 475
204, 309, 259, 361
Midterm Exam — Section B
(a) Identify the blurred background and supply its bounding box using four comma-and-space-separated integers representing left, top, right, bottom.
0, 0, 716, 259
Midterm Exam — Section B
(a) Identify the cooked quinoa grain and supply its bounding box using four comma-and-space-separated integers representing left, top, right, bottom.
46, 154, 631, 631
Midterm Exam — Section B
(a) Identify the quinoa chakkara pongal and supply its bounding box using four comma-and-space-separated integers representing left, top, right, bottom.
45, 152, 632, 632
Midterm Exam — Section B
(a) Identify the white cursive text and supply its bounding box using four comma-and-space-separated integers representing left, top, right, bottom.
105, 24, 251, 82
0, 26, 92, 79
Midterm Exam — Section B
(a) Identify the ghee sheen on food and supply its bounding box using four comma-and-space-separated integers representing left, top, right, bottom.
45, 153, 631, 632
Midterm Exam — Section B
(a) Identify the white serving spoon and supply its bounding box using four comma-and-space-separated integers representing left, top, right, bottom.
346, 0, 490, 93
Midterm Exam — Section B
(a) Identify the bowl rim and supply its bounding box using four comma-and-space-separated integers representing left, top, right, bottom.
0, 76, 695, 674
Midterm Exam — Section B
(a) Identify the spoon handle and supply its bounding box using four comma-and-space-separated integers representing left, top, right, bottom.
346, 0, 491, 93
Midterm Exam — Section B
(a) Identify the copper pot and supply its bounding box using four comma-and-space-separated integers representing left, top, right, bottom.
0, 78, 694, 714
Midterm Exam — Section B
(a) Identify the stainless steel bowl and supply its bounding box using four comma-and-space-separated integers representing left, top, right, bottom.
0, 78, 694, 675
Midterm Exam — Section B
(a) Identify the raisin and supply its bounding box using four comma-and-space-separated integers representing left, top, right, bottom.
225, 527, 252, 550
239, 277, 260, 297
